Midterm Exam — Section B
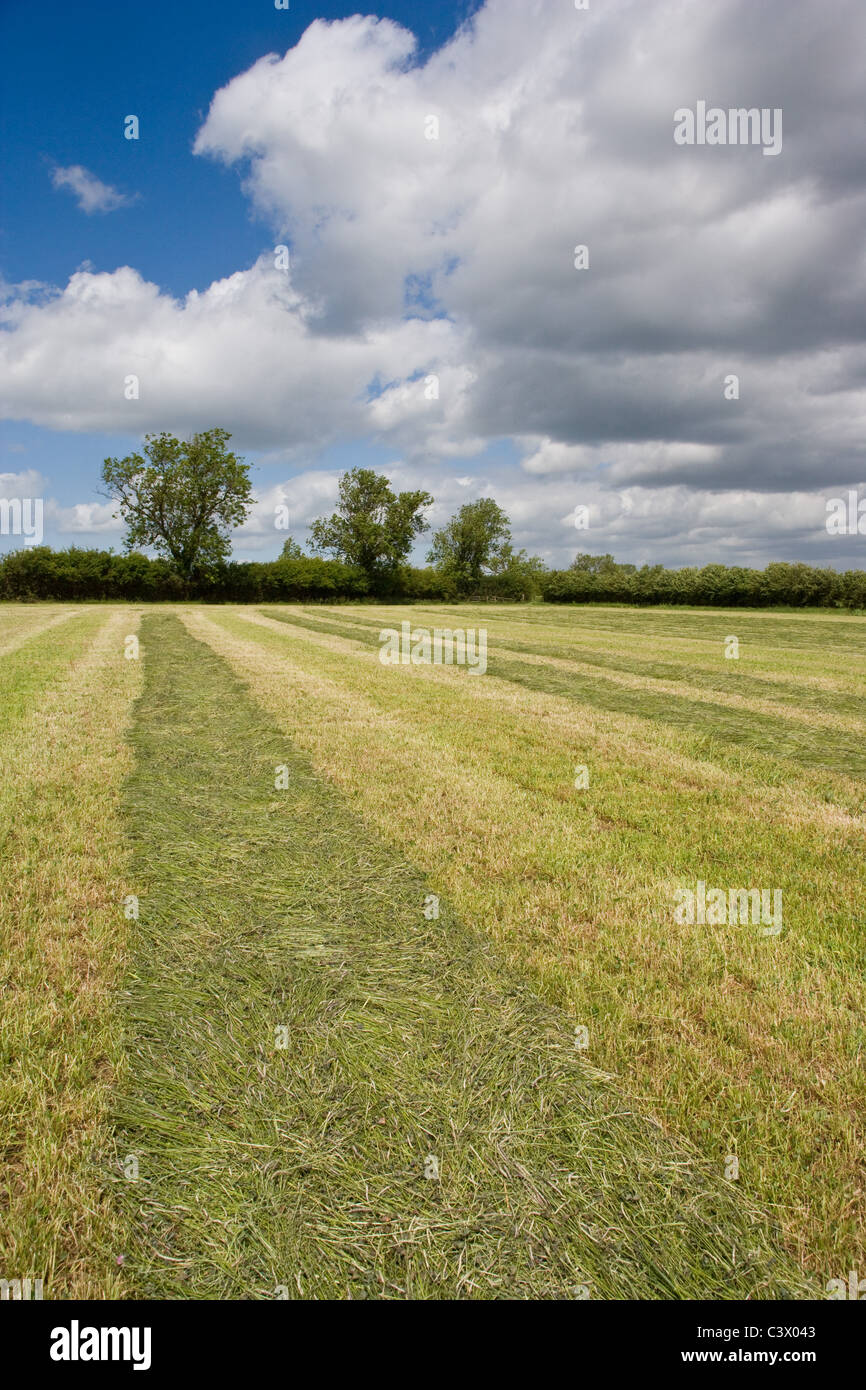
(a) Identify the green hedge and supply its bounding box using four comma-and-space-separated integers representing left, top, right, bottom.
540, 561, 866, 609
2, 546, 864, 608
0, 547, 369, 603
0, 548, 465, 604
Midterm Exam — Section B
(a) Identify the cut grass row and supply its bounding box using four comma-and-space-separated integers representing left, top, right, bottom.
109, 613, 809, 1298
264, 606, 866, 784
181, 604, 865, 1279
0, 606, 80, 659
304, 603, 866, 716
0, 609, 141, 1298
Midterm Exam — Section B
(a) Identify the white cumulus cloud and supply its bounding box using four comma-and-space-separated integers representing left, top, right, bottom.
49, 164, 136, 214
1, 0, 864, 565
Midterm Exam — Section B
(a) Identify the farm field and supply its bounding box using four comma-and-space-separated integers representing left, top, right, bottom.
1, 599, 863, 1300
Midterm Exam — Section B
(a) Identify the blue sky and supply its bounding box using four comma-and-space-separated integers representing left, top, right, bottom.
0, 0, 480, 298
0, 0, 483, 558
2, 0, 864, 568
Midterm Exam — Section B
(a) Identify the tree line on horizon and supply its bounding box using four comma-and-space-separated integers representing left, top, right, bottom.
1, 428, 864, 608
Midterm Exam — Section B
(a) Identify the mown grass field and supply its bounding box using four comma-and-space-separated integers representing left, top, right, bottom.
1, 599, 863, 1299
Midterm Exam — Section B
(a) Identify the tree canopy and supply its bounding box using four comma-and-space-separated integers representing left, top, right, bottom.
427, 497, 547, 596
427, 498, 512, 588
101, 428, 252, 582
279, 537, 306, 560
309, 468, 433, 581
570, 552, 635, 575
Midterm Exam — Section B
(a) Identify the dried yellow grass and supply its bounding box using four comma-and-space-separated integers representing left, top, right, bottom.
0, 609, 143, 1298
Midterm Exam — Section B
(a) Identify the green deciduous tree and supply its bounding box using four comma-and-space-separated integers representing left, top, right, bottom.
101, 428, 252, 583
570, 552, 635, 576
488, 545, 548, 598
309, 468, 432, 582
427, 498, 513, 592
279, 537, 306, 559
